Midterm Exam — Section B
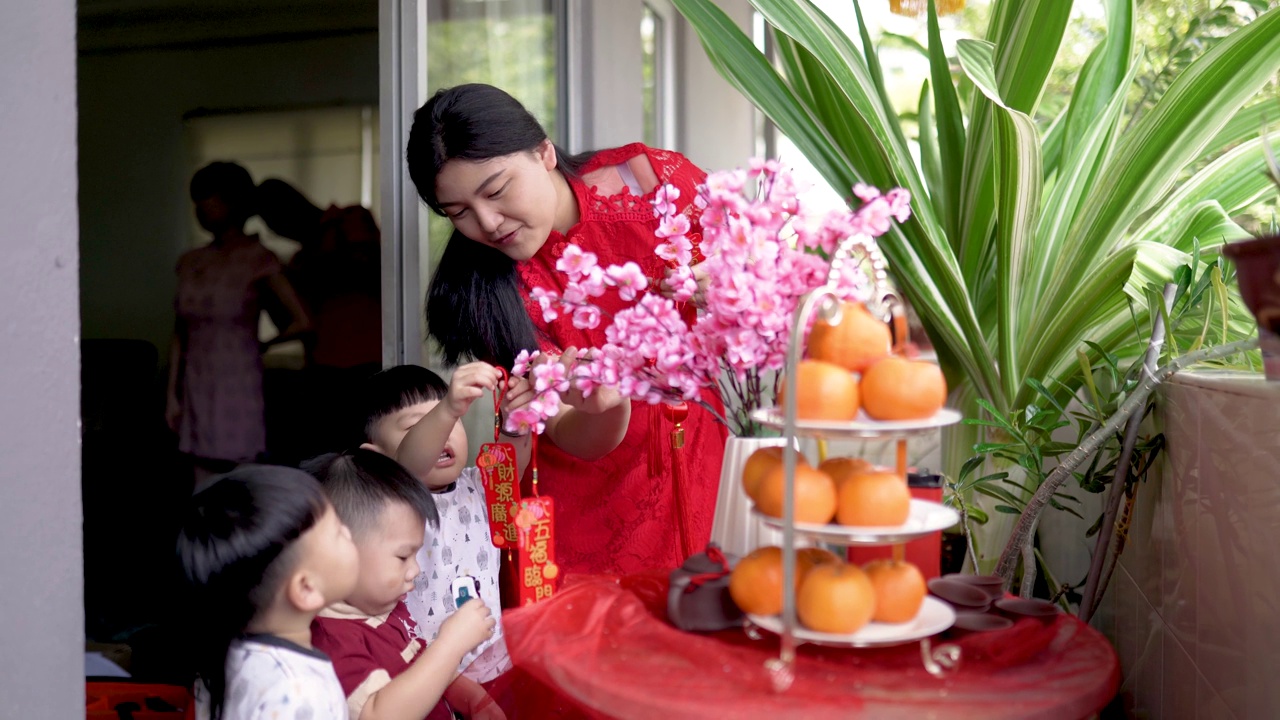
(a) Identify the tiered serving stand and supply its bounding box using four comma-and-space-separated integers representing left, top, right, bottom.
743, 234, 964, 692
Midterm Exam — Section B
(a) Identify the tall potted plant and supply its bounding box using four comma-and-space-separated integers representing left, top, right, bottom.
670, 0, 1278, 571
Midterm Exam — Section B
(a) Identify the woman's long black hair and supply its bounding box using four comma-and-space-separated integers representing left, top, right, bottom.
407, 83, 594, 367
176, 465, 329, 720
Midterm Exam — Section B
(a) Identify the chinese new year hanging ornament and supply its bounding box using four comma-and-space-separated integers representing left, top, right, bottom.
477, 367, 521, 551
513, 431, 558, 605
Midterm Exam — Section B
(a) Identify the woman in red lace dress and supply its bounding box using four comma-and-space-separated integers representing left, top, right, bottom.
407, 83, 727, 576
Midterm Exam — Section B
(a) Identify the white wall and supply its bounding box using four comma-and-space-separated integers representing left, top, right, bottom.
570, 0, 756, 172
79, 31, 379, 355
0, 0, 83, 716
675, 0, 757, 174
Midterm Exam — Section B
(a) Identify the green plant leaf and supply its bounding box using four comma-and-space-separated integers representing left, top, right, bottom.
670, 0, 852, 189
1132, 130, 1280, 250
917, 80, 944, 214
1030, 50, 1142, 299
850, 0, 911, 157
956, 0, 1073, 283
958, 38, 1044, 403
926, 0, 967, 245
1044, 6, 1280, 318
975, 483, 1024, 507
1060, 0, 1134, 163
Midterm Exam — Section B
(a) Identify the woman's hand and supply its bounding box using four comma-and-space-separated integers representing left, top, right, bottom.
554, 347, 625, 415
659, 261, 709, 305
498, 373, 535, 413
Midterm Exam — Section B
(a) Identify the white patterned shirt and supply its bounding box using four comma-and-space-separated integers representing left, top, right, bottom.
404, 467, 512, 683
195, 635, 347, 720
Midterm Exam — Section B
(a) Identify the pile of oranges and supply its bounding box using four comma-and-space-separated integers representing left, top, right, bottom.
728, 544, 927, 633
779, 300, 947, 421
744, 449, 912, 527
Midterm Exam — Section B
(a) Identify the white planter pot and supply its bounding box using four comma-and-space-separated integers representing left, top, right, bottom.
709, 436, 787, 557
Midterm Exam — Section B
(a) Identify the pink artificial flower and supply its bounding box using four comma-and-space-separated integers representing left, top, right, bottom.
605, 261, 649, 302
512, 349, 539, 376
529, 287, 559, 322
578, 265, 607, 299
652, 184, 681, 218
885, 188, 912, 222
556, 244, 598, 279
656, 213, 691, 240
852, 183, 881, 202
663, 266, 698, 302
525, 158, 912, 437
858, 197, 894, 236
571, 304, 602, 330
656, 235, 693, 266
531, 362, 570, 394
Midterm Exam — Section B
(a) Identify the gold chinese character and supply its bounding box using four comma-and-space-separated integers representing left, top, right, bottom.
536, 584, 553, 600
490, 503, 508, 523
504, 525, 517, 543
495, 483, 514, 502
523, 566, 543, 587
530, 540, 548, 565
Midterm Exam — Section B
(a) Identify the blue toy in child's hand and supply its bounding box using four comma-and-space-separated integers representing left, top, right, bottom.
451, 575, 481, 608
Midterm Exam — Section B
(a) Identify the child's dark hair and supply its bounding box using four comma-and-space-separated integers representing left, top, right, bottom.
357, 364, 449, 442
303, 449, 439, 535
407, 83, 594, 366
176, 465, 329, 720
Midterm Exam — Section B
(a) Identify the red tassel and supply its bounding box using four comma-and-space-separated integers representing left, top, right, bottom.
663, 402, 697, 560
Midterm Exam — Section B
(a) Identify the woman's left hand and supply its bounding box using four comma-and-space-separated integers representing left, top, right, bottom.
554, 346, 625, 415
659, 261, 709, 305
499, 373, 535, 414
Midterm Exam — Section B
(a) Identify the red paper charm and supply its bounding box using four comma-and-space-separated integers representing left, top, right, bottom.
514, 496, 558, 605
477, 441, 520, 548
479, 368, 521, 548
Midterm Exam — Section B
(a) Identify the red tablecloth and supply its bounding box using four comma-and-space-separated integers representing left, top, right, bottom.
503, 571, 1118, 720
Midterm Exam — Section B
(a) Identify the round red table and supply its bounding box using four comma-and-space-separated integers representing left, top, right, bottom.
502, 571, 1118, 719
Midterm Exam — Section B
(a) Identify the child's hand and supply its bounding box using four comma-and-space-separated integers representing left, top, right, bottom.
446, 362, 503, 419
436, 598, 495, 657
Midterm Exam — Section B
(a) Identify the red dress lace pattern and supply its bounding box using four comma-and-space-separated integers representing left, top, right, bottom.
516, 144, 728, 576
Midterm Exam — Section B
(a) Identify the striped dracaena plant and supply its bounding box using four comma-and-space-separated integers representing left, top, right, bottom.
671, 0, 1275, 571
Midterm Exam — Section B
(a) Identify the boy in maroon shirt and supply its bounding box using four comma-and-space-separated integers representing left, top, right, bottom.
307, 449, 501, 719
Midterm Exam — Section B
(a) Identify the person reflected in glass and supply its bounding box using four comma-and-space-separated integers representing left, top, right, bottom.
167, 162, 311, 489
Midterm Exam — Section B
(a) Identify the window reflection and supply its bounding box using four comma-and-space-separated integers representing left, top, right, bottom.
641, 4, 661, 147
423, 0, 560, 269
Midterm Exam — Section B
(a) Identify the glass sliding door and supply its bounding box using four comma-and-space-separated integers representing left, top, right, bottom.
380, 0, 563, 368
